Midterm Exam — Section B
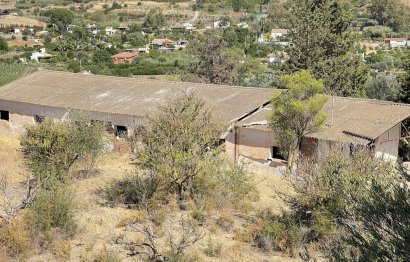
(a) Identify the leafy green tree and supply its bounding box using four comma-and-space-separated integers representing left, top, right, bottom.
365, 72, 401, 101
286, 0, 368, 97
401, 58, 410, 104
0, 37, 8, 52
268, 70, 328, 169
232, 0, 245, 11
143, 8, 165, 29
368, 0, 410, 32
43, 9, 74, 32
321, 55, 369, 97
93, 49, 112, 63
362, 25, 391, 39
134, 93, 224, 202
332, 164, 410, 261
184, 31, 240, 85
20, 115, 105, 185
235, 58, 278, 88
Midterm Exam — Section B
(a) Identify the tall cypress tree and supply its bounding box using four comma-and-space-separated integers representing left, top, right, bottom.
286, 0, 369, 97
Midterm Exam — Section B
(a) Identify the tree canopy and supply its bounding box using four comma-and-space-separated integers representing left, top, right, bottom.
286, 0, 369, 97
268, 70, 328, 168
43, 8, 74, 32
0, 37, 8, 52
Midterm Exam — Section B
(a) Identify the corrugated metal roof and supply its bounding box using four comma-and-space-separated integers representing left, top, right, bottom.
239, 97, 410, 145
0, 70, 272, 123
306, 97, 410, 144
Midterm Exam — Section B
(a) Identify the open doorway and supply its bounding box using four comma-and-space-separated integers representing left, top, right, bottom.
115, 125, 128, 138
269, 146, 286, 160
0, 111, 9, 121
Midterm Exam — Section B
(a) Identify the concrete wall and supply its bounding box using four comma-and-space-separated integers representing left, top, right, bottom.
374, 123, 401, 161
225, 127, 277, 162
0, 99, 144, 134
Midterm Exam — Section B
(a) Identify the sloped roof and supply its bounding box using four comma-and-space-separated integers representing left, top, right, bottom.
111, 52, 137, 59
239, 97, 410, 145
0, 71, 272, 123
385, 38, 407, 41
271, 29, 288, 34
151, 38, 174, 45
306, 97, 410, 145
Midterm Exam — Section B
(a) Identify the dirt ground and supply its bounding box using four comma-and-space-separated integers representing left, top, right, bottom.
0, 15, 46, 28
0, 133, 299, 261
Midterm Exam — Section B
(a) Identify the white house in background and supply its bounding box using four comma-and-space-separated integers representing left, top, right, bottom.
30, 48, 54, 62
271, 28, 288, 41
10, 27, 23, 35
267, 54, 285, 64
384, 38, 408, 48
237, 22, 249, 29
105, 27, 116, 36
172, 22, 195, 30
182, 22, 195, 30
175, 39, 189, 50
214, 21, 230, 29
137, 46, 150, 53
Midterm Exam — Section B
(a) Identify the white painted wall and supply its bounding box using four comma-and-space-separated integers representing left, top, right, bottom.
374, 123, 401, 161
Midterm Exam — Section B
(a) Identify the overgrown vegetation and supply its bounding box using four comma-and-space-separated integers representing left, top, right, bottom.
268, 70, 328, 169
256, 149, 410, 260
0, 114, 105, 260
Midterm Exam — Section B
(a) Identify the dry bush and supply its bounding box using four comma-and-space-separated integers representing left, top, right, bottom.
203, 237, 223, 257
93, 245, 122, 262
117, 211, 148, 228
0, 213, 32, 260
216, 212, 235, 232
126, 218, 203, 261
234, 222, 263, 244
52, 239, 71, 260
103, 173, 159, 208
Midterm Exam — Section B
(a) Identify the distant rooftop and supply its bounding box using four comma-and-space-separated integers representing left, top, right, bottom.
111, 52, 137, 59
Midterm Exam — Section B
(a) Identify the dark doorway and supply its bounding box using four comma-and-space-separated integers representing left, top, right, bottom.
0, 111, 9, 121
270, 146, 286, 160
34, 115, 45, 123
115, 125, 128, 138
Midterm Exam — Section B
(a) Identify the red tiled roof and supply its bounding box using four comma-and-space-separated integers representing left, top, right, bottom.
384, 38, 407, 41
111, 52, 137, 59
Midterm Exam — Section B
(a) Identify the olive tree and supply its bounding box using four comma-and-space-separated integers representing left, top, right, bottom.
268, 70, 328, 169
365, 73, 401, 101
134, 92, 224, 202
20, 113, 105, 186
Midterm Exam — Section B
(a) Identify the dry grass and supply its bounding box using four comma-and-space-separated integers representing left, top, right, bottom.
0, 135, 26, 184
0, 134, 299, 261
0, 15, 46, 28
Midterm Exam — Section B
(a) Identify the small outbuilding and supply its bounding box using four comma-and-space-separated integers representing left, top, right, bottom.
229, 97, 410, 163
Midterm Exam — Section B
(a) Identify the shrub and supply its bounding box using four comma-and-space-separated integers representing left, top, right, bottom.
309, 210, 336, 241
218, 163, 256, 201
191, 208, 206, 226
103, 174, 158, 208
203, 237, 222, 257
216, 212, 235, 232
255, 215, 304, 255
67, 61, 80, 73
29, 184, 76, 235
0, 215, 32, 259
21, 115, 105, 185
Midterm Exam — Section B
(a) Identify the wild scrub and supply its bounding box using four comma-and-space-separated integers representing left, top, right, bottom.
104, 93, 256, 212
